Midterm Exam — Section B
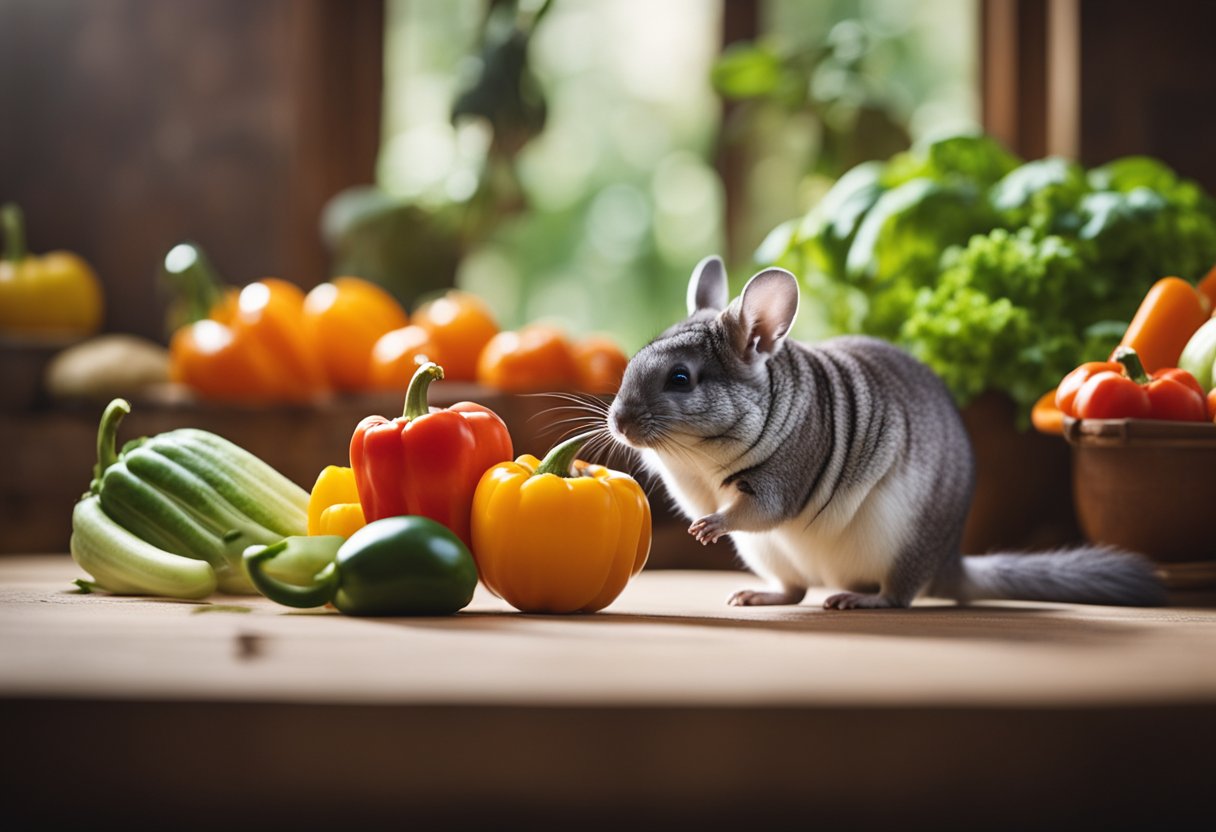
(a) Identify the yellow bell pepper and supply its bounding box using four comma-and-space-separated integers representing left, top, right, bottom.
471, 432, 651, 613
0, 203, 103, 335
307, 465, 366, 538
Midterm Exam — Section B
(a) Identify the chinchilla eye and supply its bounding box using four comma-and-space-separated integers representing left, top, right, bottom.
667, 366, 693, 390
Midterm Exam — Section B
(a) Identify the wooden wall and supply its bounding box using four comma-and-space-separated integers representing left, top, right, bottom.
0, 0, 384, 343
983, 0, 1216, 190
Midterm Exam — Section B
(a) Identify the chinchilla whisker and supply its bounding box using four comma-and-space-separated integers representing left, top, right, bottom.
660, 432, 729, 475
609, 439, 642, 473
542, 414, 607, 432
553, 422, 605, 445
534, 395, 610, 414
574, 431, 608, 463
527, 403, 609, 425
541, 418, 609, 444
521, 391, 611, 414
585, 430, 638, 473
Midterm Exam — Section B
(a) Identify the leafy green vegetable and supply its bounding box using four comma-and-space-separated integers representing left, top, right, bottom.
882, 132, 1019, 189
989, 157, 1088, 234
798, 160, 886, 279
840, 177, 993, 337
847, 179, 990, 283
900, 229, 1120, 422
762, 131, 1216, 426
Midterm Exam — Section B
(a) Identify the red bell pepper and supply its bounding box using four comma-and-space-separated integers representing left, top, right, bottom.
349, 361, 512, 547
1071, 347, 1208, 422
1055, 360, 1123, 416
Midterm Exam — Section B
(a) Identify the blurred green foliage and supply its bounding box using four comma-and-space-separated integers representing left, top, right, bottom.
354, 0, 977, 354
717, 0, 979, 265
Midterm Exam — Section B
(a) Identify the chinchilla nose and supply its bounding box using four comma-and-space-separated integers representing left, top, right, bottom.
607, 399, 639, 442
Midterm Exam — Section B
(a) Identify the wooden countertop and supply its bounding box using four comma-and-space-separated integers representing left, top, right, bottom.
4, 555, 1215, 828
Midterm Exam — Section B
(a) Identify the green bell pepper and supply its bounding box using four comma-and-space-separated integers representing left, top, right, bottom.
243, 516, 479, 616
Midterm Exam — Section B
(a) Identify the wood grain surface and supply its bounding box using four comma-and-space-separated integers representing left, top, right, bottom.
3, 555, 1214, 828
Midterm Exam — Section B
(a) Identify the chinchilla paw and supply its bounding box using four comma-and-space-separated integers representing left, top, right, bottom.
688, 513, 727, 545
727, 587, 806, 606
823, 591, 898, 610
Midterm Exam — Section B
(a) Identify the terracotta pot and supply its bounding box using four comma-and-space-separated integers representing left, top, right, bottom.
959, 392, 1081, 554
1063, 417, 1216, 565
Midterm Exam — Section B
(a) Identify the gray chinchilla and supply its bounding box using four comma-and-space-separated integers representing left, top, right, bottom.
607, 255, 1165, 609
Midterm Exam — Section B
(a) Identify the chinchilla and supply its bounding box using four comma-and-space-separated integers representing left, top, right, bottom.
606, 255, 1165, 609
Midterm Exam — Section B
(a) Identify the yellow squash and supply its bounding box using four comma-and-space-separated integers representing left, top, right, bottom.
471, 432, 651, 613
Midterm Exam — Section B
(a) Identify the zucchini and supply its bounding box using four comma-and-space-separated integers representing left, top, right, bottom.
74, 398, 310, 596
71, 496, 217, 599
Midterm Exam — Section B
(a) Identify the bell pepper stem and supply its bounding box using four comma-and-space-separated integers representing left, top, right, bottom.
162, 242, 226, 327
403, 361, 445, 420
535, 431, 596, 478
244, 539, 341, 609
1, 203, 26, 263
91, 398, 132, 492
1112, 346, 1151, 384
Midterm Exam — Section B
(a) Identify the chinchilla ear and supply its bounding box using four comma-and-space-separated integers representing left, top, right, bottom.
731, 268, 799, 357
686, 254, 728, 315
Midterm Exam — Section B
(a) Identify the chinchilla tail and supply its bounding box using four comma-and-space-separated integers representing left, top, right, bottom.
956, 545, 1168, 607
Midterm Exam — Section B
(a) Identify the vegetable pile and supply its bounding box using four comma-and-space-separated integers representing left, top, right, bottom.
760, 132, 1216, 424
71, 361, 653, 615
1036, 271, 1216, 430
164, 242, 628, 403
71, 399, 311, 598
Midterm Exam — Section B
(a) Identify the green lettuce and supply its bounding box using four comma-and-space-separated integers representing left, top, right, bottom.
763, 132, 1216, 425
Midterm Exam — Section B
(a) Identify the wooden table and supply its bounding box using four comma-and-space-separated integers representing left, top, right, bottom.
4, 555, 1215, 829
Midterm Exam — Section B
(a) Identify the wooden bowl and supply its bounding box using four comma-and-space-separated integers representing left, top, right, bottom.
1062, 418, 1216, 582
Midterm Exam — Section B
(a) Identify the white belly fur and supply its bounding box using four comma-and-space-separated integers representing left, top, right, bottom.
647, 445, 921, 592
641, 449, 720, 520
739, 475, 920, 591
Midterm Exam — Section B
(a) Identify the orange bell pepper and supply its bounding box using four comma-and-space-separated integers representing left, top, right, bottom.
1117, 277, 1209, 373
350, 362, 513, 548
1030, 388, 1064, 435
477, 323, 578, 392
169, 318, 281, 402
411, 290, 499, 381
161, 242, 236, 333
471, 431, 651, 614
572, 336, 629, 394
368, 325, 445, 392
1197, 264, 1216, 312
169, 278, 327, 403
208, 287, 240, 326
303, 277, 408, 391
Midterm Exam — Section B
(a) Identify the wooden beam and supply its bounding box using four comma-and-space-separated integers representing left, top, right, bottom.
286, 0, 385, 286
715, 0, 760, 266
981, 0, 1051, 159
